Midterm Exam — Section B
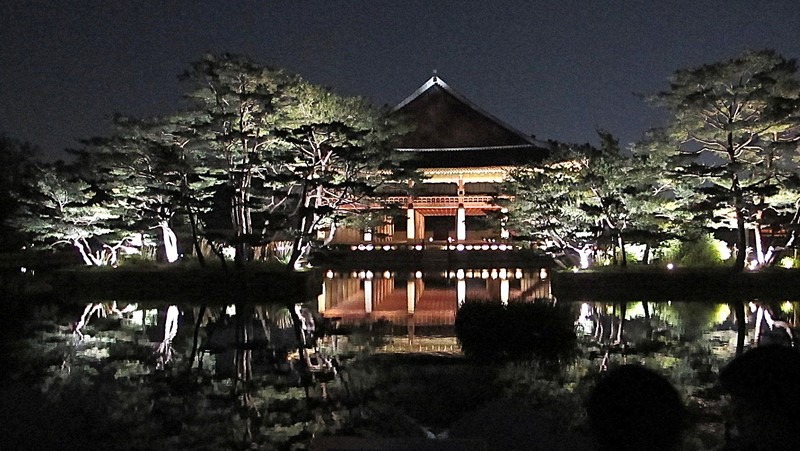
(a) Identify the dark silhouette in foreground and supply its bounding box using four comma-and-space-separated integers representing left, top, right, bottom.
586, 364, 685, 450
719, 345, 800, 450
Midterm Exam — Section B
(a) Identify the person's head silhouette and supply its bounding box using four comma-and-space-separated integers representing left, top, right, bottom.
720, 345, 800, 450
586, 364, 686, 450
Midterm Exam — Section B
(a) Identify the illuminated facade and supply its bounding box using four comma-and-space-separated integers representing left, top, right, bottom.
332, 76, 549, 245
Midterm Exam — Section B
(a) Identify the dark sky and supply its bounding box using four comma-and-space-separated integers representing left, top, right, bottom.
2, 1, 799, 160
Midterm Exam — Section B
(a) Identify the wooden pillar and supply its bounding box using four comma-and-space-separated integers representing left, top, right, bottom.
406, 204, 415, 240
457, 203, 466, 241
407, 279, 416, 314
364, 274, 373, 314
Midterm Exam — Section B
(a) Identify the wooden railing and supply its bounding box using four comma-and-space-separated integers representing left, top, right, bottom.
386, 196, 495, 205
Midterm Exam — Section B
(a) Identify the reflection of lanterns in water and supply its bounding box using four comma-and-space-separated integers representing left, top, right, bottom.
481, 269, 490, 279
326, 270, 335, 279
383, 271, 392, 279
415, 271, 423, 279
490, 269, 498, 279
456, 269, 465, 279
539, 268, 548, 280
515, 269, 523, 279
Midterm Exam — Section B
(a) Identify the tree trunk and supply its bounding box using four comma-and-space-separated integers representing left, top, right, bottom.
618, 233, 628, 268
186, 206, 206, 266
616, 302, 626, 343
160, 222, 179, 263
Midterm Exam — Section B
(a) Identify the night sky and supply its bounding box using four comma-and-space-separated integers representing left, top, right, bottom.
2, 1, 799, 160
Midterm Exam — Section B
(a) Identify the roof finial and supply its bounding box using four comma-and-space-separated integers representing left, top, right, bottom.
432, 69, 438, 81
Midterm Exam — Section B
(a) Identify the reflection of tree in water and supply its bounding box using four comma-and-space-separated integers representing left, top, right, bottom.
38, 301, 353, 448
155, 305, 179, 370
233, 304, 256, 442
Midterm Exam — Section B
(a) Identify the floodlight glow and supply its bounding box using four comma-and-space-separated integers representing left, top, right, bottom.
666, 263, 674, 270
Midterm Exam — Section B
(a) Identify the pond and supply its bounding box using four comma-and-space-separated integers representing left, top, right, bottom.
2, 266, 797, 449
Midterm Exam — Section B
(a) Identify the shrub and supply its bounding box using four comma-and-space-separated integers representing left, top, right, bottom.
658, 234, 728, 267
455, 300, 577, 363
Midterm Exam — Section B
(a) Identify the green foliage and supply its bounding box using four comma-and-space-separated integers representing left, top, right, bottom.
455, 301, 578, 363
652, 49, 800, 271
506, 131, 678, 267
659, 234, 727, 267
13, 163, 135, 265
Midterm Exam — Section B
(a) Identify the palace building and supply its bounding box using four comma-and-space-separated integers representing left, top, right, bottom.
316, 77, 554, 326
333, 75, 549, 245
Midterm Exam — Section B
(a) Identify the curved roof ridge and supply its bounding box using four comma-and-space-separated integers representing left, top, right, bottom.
393, 75, 535, 146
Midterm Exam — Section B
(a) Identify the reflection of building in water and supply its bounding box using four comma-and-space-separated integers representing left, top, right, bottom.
318, 268, 551, 326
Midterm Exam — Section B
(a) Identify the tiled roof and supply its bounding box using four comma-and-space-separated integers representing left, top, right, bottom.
391, 76, 548, 167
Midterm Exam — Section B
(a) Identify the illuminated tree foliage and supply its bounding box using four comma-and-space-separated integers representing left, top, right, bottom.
506, 132, 672, 267
178, 54, 295, 267
77, 115, 224, 265
15, 164, 134, 266
654, 49, 800, 272
178, 53, 407, 268
273, 81, 410, 269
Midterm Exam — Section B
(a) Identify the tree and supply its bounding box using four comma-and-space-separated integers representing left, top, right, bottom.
0, 134, 41, 252
273, 81, 411, 269
654, 49, 800, 272
179, 54, 409, 268
15, 163, 134, 266
505, 132, 672, 268
77, 115, 224, 265
179, 53, 296, 267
